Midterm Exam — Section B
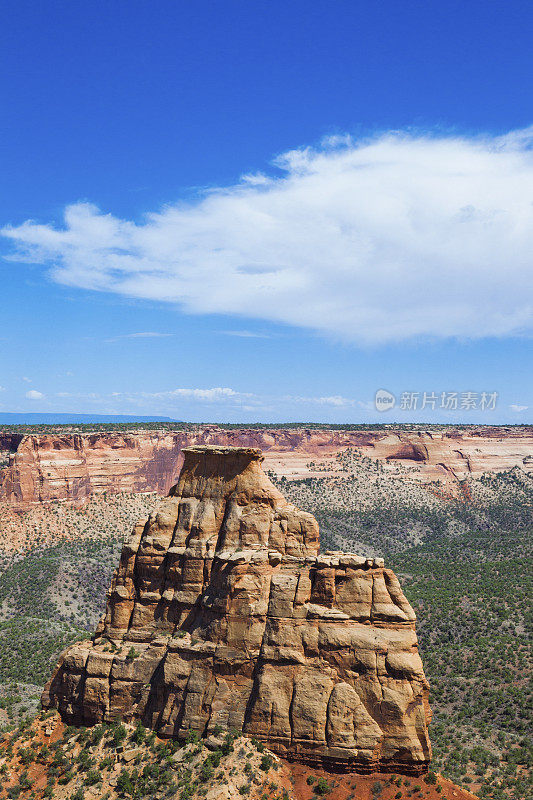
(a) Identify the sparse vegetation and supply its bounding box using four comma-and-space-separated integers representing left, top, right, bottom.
270, 456, 532, 800
0, 437, 531, 799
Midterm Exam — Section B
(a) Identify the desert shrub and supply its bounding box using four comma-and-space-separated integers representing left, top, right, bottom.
314, 777, 331, 795
111, 723, 127, 748
84, 769, 101, 785
132, 721, 146, 744
116, 768, 134, 794
199, 759, 214, 782
185, 729, 199, 745
90, 724, 105, 745
260, 754, 273, 771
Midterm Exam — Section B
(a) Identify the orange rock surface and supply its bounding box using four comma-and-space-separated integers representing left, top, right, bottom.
43, 446, 432, 774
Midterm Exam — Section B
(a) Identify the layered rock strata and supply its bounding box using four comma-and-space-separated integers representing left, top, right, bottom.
2, 426, 532, 507
42, 446, 432, 773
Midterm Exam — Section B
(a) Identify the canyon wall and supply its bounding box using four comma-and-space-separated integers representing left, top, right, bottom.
43, 446, 432, 774
1, 426, 531, 507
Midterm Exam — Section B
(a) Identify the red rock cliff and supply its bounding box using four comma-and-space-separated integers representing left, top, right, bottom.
1, 426, 530, 507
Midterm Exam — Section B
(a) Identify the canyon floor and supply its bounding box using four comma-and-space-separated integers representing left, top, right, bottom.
0, 426, 531, 800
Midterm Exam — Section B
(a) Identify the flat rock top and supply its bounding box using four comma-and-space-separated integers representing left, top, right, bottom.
182, 445, 264, 456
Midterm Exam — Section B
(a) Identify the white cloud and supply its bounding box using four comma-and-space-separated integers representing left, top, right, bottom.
22, 377, 32, 383
117, 387, 254, 404
315, 395, 353, 407
220, 330, 272, 338
151, 387, 248, 402
56, 391, 100, 399
4, 127, 533, 344
26, 390, 44, 400
509, 404, 528, 412
106, 332, 174, 342
287, 394, 355, 406
0, 385, 5, 392
57, 387, 359, 410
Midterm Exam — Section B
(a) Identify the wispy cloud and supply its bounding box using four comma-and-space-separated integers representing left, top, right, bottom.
287, 394, 355, 407
26, 389, 44, 400
105, 332, 174, 343
509, 403, 528, 412
4, 128, 533, 344
220, 330, 272, 339
142, 387, 252, 403
57, 391, 100, 399
49, 386, 371, 412
103, 387, 257, 406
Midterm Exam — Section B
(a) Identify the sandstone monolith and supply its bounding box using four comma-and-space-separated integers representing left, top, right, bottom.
42, 446, 432, 773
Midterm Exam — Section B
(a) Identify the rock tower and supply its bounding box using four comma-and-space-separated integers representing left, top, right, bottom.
43, 446, 432, 773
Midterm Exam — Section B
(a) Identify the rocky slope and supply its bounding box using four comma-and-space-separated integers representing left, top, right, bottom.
42, 446, 432, 775
0, 712, 477, 800
0, 425, 531, 507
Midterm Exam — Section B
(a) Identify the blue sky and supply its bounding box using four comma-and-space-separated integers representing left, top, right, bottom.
1, 0, 532, 423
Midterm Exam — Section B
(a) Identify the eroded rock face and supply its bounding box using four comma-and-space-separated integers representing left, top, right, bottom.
3, 426, 532, 507
42, 446, 432, 773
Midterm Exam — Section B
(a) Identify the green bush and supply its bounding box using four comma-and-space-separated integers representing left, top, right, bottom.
185, 729, 199, 745
132, 721, 146, 744
116, 768, 134, 794
260, 754, 273, 771
198, 761, 212, 783
111, 723, 127, 748
126, 647, 139, 662
314, 777, 331, 796
84, 769, 101, 786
